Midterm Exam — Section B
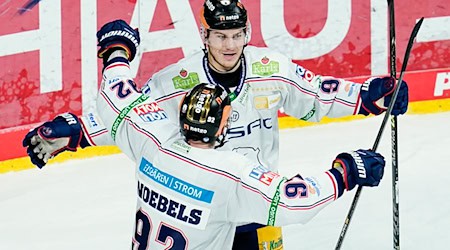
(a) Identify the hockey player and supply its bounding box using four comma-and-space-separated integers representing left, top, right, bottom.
22, 0, 408, 249
24, 47, 386, 249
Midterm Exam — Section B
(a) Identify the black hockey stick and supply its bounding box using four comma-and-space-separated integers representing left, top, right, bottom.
388, 0, 400, 248
334, 17, 424, 250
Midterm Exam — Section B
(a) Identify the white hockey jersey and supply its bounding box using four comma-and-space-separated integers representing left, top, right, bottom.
83, 46, 364, 170
97, 58, 346, 250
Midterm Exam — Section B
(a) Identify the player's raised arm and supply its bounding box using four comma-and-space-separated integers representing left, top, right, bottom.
228, 149, 385, 226
22, 19, 140, 168
95, 19, 180, 163
282, 61, 409, 122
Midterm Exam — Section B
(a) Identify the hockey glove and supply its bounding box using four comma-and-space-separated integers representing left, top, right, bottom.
22, 113, 90, 168
358, 77, 408, 116
97, 19, 140, 62
333, 149, 385, 191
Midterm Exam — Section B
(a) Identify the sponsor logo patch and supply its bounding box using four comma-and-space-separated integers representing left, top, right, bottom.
170, 140, 192, 154
300, 108, 315, 121
237, 83, 251, 105
107, 77, 121, 85
249, 165, 279, 186
295, 65, 316, 83
253, 93, 281, 110
139, 158, 215, 203
252, 57, 279, 77
133, 102, 168, 122
87, 113, 99, 128
305, 177, 321, 196
172, 69, 200, 90
344, 82, 358, 97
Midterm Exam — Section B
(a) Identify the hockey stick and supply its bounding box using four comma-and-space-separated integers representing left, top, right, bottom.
334, 17, 424, 250
387, 0, 400, 248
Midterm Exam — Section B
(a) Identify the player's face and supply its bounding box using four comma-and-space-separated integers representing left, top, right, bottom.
206, 28, 246, 72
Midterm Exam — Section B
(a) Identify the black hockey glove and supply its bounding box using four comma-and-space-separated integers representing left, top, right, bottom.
22, 113, 90, 168
97, 19, 140, 62
358, 77, 408, 116
333, 149, 385, 191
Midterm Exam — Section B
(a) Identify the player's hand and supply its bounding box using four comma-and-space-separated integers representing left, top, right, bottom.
97, 19, 140, 61
333, 149, 385, 191
358, 77, 408, 116
22, 113, 89, 168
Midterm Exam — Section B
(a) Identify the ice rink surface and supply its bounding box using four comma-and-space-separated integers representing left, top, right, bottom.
1, 112, 449, 249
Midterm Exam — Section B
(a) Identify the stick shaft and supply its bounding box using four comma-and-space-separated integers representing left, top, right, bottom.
334, 16, 424, 250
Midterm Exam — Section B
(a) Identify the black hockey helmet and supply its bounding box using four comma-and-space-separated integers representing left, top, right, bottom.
179, 83, 231, 146
200, 0, 248, 30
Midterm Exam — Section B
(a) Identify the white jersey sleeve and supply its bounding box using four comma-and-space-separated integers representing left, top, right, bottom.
79, 112, 114, 146
282, 56, 362, 122
243, 46, 362, 123
96, 60, 179, 162
227, 163, 344, 226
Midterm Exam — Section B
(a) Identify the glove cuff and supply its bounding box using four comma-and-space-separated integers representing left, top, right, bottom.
329, 167, 345, 198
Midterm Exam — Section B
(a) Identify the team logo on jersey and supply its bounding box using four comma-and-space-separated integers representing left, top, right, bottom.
230, 110, 240, 122
172, 69, 200, 90
133, 102, 168, 122
249, 165, 279, 186
253, 93, 281, 110
252, 57, 279, 77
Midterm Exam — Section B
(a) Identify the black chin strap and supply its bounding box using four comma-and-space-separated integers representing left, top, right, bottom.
203, 54, 246, 102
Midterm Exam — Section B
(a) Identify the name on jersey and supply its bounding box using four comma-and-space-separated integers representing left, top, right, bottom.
133, 102, 168, 122
249, 165, 279, 186
139, 158, 214, 203
137, 181, 211, 229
